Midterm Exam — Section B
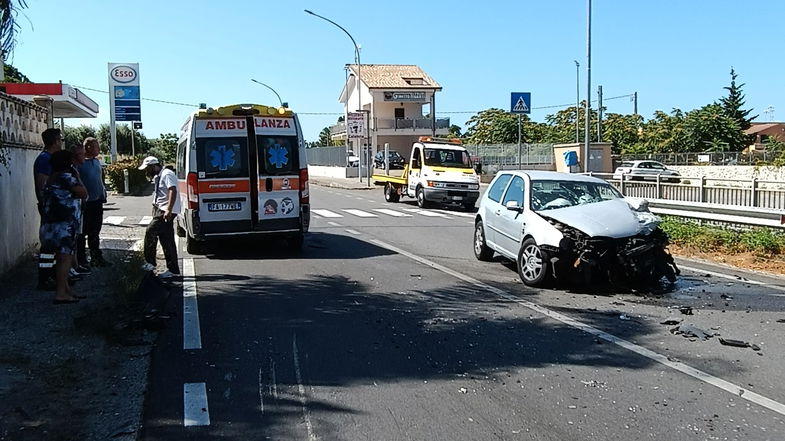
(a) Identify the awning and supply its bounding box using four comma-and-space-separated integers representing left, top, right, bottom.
0, 82, 99, 118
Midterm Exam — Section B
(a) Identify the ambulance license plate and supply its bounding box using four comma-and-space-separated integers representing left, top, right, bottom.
207, 202, 241, 212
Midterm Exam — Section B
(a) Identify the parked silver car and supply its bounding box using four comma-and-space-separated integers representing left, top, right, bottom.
473, 171, 678, 287
613, 160, 681, 183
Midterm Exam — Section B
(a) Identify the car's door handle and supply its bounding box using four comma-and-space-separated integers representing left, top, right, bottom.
495, 209, 501, 216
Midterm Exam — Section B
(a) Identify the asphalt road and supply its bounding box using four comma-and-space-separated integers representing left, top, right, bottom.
140, 184, 785, 441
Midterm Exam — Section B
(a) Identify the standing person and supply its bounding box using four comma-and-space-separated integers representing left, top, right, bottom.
76, 137, 111, 267
40, 150, 87, 303
139, 156, 181, 279
69, 143, 91, 276
34, 128, 63, 289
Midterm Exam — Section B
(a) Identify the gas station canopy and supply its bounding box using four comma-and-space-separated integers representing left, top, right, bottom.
0, 82, 99, 118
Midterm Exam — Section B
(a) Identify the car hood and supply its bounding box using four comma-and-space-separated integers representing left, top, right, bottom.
537, 198, 658, 238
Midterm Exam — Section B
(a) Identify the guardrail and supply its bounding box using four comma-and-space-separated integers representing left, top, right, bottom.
644, 199, 785, 229
584, 172, 785, 229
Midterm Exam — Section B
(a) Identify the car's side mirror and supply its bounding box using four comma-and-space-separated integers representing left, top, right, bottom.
505, 200, 523, 212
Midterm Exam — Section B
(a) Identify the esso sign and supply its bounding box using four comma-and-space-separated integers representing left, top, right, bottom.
111, 65, 137, 83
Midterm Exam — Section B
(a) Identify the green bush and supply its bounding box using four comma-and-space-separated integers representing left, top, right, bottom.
660, 216, 784, 256
105, 158, 150, 194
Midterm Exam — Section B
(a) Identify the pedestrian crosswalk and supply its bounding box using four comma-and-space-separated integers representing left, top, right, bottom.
101, 216, 157, 226
311, 207, 476, 220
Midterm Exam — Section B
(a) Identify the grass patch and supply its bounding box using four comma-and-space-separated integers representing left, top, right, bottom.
660, 216, 785, 257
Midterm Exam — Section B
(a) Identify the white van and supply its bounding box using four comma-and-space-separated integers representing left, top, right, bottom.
174, 104, 310, 253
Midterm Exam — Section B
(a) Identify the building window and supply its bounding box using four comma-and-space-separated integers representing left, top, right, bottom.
404, 77, 425, 86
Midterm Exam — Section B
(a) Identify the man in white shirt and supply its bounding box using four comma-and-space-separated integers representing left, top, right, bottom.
138, 156, 181, 278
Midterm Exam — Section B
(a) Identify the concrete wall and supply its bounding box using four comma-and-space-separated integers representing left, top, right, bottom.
0, 147, 42, 274
0, 93, 49, 275
670, 165, 785, 186
308, 165, 358, 178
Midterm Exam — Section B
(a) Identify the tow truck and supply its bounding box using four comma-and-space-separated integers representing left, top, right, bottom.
372, 137, 481, 210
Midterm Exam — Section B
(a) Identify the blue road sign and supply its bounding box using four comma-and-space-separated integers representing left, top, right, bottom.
510, 92, 531, 114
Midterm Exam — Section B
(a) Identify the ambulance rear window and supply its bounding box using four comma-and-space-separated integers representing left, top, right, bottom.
196, 138, 249, 178
258, 135, 299, 175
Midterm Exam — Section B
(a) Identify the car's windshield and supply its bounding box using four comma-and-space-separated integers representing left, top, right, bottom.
423, 148, 472, 167
530, 179, 624, 211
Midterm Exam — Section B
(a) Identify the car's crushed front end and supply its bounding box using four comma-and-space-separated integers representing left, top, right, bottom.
536, 198, 679, 288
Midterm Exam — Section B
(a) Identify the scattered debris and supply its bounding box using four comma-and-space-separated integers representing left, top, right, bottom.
719, 338, 761, 351
678, 306, 694, 315
619, 314, 631, 321
720, 294, 734, 300
610, 301, 626, 306
671, 324, 714, 341
776, 319, 785, 324
581, 380, 607, 388
459, 387, 468, 394
660, 319, 682, 326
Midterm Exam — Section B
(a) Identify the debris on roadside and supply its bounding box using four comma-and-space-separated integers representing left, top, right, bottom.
670, 324, 715, 341
719, 338, 761, 351
677, 306, 694, 315
776, 319, 785, 323
720, 294, 733, 300
581, 380, 608, 389
660, 319, 682, 326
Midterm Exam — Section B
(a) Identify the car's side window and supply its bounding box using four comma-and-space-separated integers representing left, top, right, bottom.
487, 174, 513, 202
502, 176, 525, 207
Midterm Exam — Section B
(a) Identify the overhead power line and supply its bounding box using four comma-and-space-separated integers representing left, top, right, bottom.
73, 85, 634, 117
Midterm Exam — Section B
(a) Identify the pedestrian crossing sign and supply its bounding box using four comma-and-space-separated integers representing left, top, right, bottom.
510, 92, 531, 114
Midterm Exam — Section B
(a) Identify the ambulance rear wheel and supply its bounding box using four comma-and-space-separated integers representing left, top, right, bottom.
384, 183, 400, 202
288, 233, 304, 250
176, 218, 186, 237
186, 235, 203, 255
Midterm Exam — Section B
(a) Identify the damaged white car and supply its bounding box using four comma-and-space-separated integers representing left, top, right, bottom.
474, 171, 679, 288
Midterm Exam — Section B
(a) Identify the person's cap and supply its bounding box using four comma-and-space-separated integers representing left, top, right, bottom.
138, 156, 160, 170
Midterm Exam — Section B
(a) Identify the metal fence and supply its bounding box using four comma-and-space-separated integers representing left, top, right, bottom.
306, 146, 350, 167
618, 151, 782, 166
588, 172, 785, 211
465, 143, 555, 169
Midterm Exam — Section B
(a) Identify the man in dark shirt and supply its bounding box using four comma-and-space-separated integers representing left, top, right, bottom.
76, 137, 111, 267
34, 128, 63, 289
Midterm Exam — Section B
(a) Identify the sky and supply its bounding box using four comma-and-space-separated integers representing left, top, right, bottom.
10, 0, 785, 143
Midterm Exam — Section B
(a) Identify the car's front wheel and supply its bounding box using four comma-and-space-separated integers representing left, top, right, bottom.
416, 187, 431, 208
473, 221, 493, 261
518, 238, 550, 287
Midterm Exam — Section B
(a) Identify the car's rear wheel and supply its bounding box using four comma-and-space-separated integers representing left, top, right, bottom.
473, 221, 493, 261
384, 183, 400, 202
518, 238, 550, 287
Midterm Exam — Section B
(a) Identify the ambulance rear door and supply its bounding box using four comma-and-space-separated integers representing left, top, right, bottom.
254, 116, 301, 231
193, 118, 256, 234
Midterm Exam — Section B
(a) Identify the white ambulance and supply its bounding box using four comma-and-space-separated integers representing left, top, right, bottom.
174, 104, 310, 253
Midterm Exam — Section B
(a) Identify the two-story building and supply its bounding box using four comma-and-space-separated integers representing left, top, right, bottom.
330, 64, 450, 161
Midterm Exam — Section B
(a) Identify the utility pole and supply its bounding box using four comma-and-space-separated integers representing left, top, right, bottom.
597, 85, 603, 143
574, 60, 580, 143
633, 91, 638, 115
584, 0, 592, 172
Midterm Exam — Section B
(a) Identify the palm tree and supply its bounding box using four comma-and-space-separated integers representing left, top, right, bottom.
0, 0, 27, 80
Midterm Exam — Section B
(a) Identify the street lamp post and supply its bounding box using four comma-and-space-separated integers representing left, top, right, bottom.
574, 60, 580, 143
584, 0, 592, 172
305, 9, 364, 183
250, 79, 286, 107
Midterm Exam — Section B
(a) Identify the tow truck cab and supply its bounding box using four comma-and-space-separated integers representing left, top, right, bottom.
405, 137, 480, 209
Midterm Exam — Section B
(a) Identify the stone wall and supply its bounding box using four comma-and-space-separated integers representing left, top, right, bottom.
670, 165, 785, 188
0, 93, 49, 275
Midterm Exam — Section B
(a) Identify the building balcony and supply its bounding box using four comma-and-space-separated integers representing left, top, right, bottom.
330, 117, 450, 139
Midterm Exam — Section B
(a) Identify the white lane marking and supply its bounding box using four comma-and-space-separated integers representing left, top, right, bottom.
342, 209, 378, 218
345, 229, 361, 235
292, 333, 316, 440
327, 221, 342, 227
183, 383, 210, 426
270, 358, 278, 399
434, 209, 475, 218
103, 216, 126, 225
183, 258, 202, 350
373, 208, 412, 217
401, 208, 451, 218
678, 264, 785, 294
312, 209, 342, 218
132, 239, 144, 252
138, 215, 153, 225
258, 368, 264, 415
370, 238, 785, 417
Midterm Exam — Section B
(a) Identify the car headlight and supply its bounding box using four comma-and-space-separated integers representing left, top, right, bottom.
468, 184, 479, 190
427, 181, 447, 188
